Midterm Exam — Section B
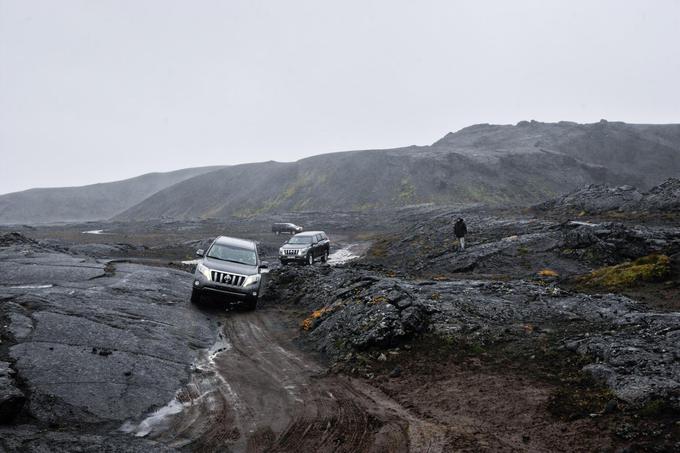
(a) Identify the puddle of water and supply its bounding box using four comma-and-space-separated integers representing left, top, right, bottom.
569, 221, 600, 227
121, 399, 185, 437
6, 284, 53, 289
120, 332, 233, 437
328, 245, 360, 265
181, 259, 200, 265
82, 230, 107, 235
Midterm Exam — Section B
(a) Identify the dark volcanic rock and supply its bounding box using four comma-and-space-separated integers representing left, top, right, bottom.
0, 233, 215, 432
536, 184, 644, 213
536, 178, 680, 215
644, 177, 680, 211
0, 425, 177, 452
67, 242, 143, 258
0, 362, 25, 423
0, 232, 36, 247
266, 264, 680, 409
561, 221, 680, 265
263, 266, 436, 359
366, 207, 680, 278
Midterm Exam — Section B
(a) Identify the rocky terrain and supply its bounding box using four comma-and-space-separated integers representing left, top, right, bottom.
0, 233, 216, 451
535, 178, 680, 217
1, 183, 679, 451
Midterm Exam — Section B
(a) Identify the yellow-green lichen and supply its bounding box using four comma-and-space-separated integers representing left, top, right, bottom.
577, 254, 671, 289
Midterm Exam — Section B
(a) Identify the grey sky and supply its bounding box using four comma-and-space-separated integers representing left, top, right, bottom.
1, 0, 679, 195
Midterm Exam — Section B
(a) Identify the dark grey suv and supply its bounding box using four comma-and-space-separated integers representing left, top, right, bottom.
271, 222, 303, 235
279, 231, 330, 265
191, 236, 268, 310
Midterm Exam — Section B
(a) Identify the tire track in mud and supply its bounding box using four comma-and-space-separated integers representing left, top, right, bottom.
122, 310, 448, 452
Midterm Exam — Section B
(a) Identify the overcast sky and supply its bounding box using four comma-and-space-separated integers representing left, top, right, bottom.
1, 0, 679, 195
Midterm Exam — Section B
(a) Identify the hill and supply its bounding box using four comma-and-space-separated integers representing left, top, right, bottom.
0, 166, 223, 224
116, 121, 680, 220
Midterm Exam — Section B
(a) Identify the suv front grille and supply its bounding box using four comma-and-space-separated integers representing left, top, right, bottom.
211, 270, 246, 286
283, 249, 300, 256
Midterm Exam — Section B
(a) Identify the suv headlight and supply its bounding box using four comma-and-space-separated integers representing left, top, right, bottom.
196, 263, 211, 280
243, 274, 261, 287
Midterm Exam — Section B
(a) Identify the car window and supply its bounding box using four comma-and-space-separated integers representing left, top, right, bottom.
207, 244, 257, 266
289, 236, 313, 244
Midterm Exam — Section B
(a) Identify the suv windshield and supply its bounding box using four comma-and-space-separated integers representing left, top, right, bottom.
207, 244, 257, 266
288, 236, 313, 244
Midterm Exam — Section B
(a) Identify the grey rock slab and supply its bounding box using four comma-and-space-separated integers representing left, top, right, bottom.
0, 425, 178, 452
0, 242, 216, 428
8, 310, 34, 340
0, 261, 106, 286
0, 361, 25, 423
11, 338, 195, 423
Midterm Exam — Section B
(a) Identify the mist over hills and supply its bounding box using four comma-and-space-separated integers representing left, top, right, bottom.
2, 120, 680, 224
115, 120, 680, 221
0, 166, 223, 224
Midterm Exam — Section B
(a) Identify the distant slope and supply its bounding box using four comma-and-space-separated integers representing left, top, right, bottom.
0, 166, 223, 224
116, 121, 680, 221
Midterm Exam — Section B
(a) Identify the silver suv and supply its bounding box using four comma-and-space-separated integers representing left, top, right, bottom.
191, 236, 268, 310
279, 231, 330, 265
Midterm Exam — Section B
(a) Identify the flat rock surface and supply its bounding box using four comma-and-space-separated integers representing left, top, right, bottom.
0, 361, 24, 423
0, 235, 216, 445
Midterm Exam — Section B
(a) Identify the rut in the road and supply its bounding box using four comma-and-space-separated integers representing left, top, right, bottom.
125, 310, 447, 452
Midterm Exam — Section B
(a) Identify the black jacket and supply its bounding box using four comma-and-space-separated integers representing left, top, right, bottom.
454, 220, 467, 238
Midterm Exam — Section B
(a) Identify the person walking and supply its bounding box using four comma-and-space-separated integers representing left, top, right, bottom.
454, 218, 467, 251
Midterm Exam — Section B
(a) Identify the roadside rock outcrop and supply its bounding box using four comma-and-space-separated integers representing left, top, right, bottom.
265, 264, 680, 409
535, 178, 680, 215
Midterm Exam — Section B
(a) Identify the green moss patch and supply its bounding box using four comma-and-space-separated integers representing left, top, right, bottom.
577, 254, 671, 289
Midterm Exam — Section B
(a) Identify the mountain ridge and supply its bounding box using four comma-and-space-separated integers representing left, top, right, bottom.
0, 166, 224, 224
2, 120, 680, 224
115, 120, 680, 221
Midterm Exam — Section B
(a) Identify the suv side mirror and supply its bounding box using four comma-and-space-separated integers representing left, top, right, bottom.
196, 249, 205, 257
259, 261, 269, 273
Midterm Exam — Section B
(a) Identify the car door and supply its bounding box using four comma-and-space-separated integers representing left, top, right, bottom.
321, 233, 330, 254
313, 234, 322, 257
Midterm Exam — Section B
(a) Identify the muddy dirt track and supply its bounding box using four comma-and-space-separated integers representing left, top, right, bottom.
123, 309, 446, 452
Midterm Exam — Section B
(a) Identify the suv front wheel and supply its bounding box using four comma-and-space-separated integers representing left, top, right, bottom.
306, 254, 314, 265
243, 297, 257, 311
